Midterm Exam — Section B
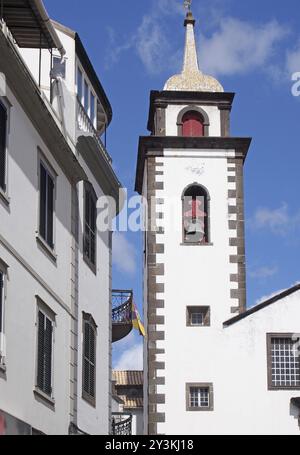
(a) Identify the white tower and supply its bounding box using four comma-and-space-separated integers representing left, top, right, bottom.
135, 9, 251, 435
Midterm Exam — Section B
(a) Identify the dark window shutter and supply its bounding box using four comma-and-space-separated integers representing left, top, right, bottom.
39, 165, 47, 241
83, 318, 96, 400
84, 188, 97, 266
0, 103, 7, 191
44, 317, 53, 395
37, 311, 45, 391
0, 272, 3, 333
37, 311, 53, 396
47, 175, 54, 248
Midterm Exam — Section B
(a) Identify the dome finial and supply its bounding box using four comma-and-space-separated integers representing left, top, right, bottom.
164, 2, 224, 93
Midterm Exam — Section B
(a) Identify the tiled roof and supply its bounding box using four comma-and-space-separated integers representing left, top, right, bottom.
113, 370, 143, 386
119, 396, 143, 409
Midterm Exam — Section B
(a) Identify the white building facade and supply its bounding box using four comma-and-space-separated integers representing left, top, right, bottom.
0, 0, 122, 435
135, 10, 300, 435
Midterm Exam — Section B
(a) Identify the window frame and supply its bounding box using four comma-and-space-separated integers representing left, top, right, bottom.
76, 61, 98, 127
37, 152, 57, 253
82, 312, 97, 407
35, 298, 56, 402
267, 333, 300, 391
186, 306, 211, 327
182, 184, 211, 246
186, 383, 214, 412
83, 182, 97, 273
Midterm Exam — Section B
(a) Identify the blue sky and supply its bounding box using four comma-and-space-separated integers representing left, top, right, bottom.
44, 0, 300, 369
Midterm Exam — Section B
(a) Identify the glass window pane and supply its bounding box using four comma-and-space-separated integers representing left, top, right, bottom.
77, 68, 83, 101
84, 80, 89, 112
90, 93, 96, 126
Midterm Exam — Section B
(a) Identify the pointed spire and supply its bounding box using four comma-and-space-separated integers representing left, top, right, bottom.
164, 9, 224, 93
183, 11, 199, 74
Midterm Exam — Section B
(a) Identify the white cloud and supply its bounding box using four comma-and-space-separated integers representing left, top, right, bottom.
113, 232, 137, 276
200, 18, 288, 76
286, 41, 300, 75
114, 341, 143, 371
248, 203, 300, 236
249, 266, 278, 279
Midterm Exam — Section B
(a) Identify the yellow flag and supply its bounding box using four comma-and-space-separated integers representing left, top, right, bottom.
132, 301, 146, 337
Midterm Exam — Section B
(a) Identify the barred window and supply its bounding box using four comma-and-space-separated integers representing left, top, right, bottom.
82, 313, 97, 406
0, 101, 7, 191
186, 383, 214, 411
190, 387, 209, 408
36, 309, 53, 397
84, 184, 97, 270
268, 335, 300, 389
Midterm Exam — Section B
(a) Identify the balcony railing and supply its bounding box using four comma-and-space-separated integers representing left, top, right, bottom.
112, 290, 133, 343
112, 413, 132, 436
76, 97, 112, 164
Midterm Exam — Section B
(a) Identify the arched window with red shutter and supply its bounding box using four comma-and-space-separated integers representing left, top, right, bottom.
182, 111, 204, 137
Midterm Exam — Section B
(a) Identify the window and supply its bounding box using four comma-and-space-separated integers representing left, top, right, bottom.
90, 92, 96, 127
84, 79, 89, 113
0, 101, 7, 192
84, 184, 97, 270
182, 111, 204, 137
267, 334, 300, 390
182, 185, 210, 244
82, 313, 97, 406
39, 161, 55, 249
186, 383, 214, 411
77, 67, 83, 102
187, 306, 210, 327
36, 309, 54, 397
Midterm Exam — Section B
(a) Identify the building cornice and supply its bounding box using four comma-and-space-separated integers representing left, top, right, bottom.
135, 136, 252, 194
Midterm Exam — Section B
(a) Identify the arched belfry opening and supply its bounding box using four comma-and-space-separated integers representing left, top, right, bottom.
182, 184, 210, 244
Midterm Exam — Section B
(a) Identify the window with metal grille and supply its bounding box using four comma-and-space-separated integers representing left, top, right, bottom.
268, 335, 300, 389
82, 313, 97, 406
0, 101, 7, 191
190, 387, 209, 408
187, 306, 210, 327
84, 184, 97, 270
37, 310, 53, 396
186, 383, 214, 411
39, 162, 55, 249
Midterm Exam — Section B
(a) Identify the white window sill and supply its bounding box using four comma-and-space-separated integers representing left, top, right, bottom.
36, 234, 57, 263
0, 188, 10, 206
180, 243, 214, 247
34, 387, 55, 407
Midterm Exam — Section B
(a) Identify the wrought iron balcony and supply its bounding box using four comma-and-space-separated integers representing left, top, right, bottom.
111, 413, 132, 435
112, 290, 133, 343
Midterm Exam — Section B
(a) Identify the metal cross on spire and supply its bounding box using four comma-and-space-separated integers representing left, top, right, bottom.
184, 0, 192, 11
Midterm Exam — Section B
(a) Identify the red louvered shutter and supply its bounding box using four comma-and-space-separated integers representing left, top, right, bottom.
182, 112, 204, 137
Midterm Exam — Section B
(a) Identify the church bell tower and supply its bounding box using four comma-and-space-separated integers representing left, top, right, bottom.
135, 6, 252, 435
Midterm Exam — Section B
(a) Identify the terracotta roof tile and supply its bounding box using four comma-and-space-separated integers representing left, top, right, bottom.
113, 370, 143, 386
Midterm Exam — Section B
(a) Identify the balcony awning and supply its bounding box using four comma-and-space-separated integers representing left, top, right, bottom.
0, 0, 65, 54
